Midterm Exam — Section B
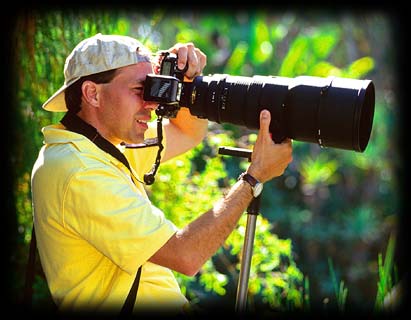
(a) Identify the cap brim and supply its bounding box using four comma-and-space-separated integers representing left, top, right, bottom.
42, 77, 80, 112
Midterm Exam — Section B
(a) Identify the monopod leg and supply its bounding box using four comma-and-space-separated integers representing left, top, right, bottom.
235, 196, 261, 314
217, 146, 261, 313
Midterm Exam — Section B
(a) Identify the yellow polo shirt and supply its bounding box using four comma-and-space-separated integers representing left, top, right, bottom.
31, 122, 188, 315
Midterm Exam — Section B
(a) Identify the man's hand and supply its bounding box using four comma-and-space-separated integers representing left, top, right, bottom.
247, 110, 293, 183
167, 42, 207, 79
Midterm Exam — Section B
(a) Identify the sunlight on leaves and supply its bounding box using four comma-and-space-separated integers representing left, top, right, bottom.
311, 26, 340, 59
225, 41, 248, 74
343, 56, 375, 79
299, 154, 339, 186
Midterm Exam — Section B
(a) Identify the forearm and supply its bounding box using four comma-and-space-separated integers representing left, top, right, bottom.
169, 107, 208, 144
150, 179, 253, 276
162, 107, 208, 161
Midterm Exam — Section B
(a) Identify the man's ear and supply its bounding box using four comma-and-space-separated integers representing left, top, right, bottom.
81, 81, 100, 107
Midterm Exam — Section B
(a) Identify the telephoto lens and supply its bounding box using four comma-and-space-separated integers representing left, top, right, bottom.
181, 74, 375, 152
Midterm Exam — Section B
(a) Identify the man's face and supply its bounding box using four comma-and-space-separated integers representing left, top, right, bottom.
95, 62, 158, 145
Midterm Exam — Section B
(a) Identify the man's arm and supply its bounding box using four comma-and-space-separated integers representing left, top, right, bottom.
149, 110, 293, 276
161, 108, 207, 162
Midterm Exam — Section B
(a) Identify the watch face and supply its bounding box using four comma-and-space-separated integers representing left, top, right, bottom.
254, 183, 263, 197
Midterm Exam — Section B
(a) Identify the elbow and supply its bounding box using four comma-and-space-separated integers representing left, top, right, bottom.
192, 117, 208, 143
192, 122, 208, 147
194, 133, 206, 148
176, 254, 203, 277
200, 122, 208, 140
181, 267, 200, 277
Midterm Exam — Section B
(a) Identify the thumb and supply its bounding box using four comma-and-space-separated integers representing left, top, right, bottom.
259, 109, 271, 138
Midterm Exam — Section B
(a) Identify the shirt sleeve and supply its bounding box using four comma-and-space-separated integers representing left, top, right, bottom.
62, 164, 177, 275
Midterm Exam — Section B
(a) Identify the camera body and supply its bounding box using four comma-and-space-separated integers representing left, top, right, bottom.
143, 52, 186, 118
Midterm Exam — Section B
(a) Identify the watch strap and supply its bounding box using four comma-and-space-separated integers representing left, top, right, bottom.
238, 172, 259, 187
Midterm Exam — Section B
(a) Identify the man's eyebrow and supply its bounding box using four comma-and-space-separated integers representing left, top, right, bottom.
132, 79, 145, 86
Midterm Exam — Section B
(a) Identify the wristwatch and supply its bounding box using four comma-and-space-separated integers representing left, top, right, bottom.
238, 172, 263, 197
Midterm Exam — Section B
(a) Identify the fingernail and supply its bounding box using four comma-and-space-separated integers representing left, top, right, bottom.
261, 110, 268, 119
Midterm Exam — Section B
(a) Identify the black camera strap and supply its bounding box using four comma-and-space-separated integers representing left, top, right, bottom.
122, 114, 164, 185
61, 111, 137, 177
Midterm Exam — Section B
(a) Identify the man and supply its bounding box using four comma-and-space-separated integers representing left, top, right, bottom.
31, 33, 292, 315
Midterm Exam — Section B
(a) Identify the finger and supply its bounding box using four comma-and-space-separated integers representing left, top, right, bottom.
167, 43, 188, 70
185, 44, 200, 78
196, 48, 207, 73
258, 109, 271, 140
190, 47, 206, 75
168, 43, 205, 77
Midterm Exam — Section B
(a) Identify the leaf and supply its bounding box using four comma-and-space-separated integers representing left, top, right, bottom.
311, 26, 340, 59
309, 61, 342, 77
225, 41, 248, 74
250, 17, 273, 64
279, 36, 309, 77
343, 56, 375, 79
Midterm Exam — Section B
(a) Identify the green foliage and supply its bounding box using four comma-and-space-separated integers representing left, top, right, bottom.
374, 234, 398, 311
11, 9, 400, 313
279, 25, 340, 77
328, 258, 348, 312
300, 153, 339, 186
228, 215, 305, 311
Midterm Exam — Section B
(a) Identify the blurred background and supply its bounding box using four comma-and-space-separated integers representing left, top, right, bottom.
6, 6, 406, 315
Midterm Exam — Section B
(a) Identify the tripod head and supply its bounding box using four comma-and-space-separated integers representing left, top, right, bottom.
218, 146, 252, 161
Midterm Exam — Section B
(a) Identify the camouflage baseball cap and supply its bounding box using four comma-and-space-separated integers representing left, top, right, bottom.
42, 33, 152, 112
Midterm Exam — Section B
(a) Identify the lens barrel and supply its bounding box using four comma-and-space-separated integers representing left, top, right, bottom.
181, 74, 375, 152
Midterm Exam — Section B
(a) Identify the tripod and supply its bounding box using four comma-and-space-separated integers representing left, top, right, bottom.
218, 146, 262, 314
